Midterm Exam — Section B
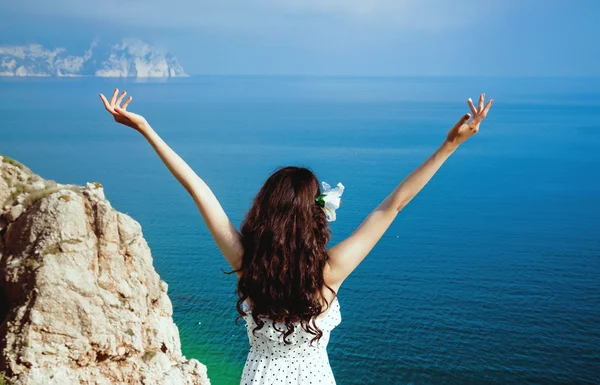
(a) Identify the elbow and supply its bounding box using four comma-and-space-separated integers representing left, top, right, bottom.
378, 196, 407, 215
380, 204, 402, 218
395, 200, 409, 213
380, 202, 404, 215
183, 184, 193, 196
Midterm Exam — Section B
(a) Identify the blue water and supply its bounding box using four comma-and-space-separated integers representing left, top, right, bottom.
1, 76, 599, 384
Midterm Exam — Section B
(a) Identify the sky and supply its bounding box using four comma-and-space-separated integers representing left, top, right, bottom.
1, 0, 599, 76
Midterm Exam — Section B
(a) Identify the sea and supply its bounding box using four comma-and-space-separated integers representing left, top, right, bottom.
0, 76, 599, 384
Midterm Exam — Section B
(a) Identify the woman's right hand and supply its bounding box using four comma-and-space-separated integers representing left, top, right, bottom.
99, 89, 149, 133
445, 93, 493, 148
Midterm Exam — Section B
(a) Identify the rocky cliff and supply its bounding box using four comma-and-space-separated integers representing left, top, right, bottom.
0, 40, 188, 78
0, 155, 209, 385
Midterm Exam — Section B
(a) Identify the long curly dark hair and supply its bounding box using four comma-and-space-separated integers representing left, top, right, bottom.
234, 166, 336, 344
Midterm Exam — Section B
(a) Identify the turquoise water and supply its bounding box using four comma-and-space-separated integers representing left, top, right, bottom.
1, 76, 599, 384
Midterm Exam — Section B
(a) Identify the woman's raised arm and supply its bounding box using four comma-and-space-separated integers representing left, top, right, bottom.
325, 94, 493, 290
99, 89, 243, 274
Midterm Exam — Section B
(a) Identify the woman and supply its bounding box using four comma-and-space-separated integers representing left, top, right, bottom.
99, 89, 493, 384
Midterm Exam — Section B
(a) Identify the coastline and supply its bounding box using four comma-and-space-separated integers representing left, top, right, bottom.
180, 340, 244, 385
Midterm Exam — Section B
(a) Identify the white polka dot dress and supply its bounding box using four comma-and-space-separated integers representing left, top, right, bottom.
240, 297, 342, 385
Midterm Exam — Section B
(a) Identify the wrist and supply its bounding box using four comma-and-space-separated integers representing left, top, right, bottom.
137, 122, 152, 136
441, 139, 459, 154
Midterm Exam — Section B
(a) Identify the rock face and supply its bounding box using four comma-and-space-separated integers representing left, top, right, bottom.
0, 40, 188, 78
94, 40, 188, 78
0, 155, 209, 385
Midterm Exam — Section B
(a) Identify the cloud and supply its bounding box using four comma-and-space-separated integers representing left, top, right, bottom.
266, 0, 495, 26
1, 0, 509, 31
8, 0, 592, 77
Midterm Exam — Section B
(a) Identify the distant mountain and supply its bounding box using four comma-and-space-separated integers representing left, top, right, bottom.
0, 39, 188, 78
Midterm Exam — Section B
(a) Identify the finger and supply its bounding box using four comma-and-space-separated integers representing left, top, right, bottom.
115, 91, 127, 107
467, 98, 477, 116
99, 94, 114, 112
478, 93, 484, 111
114, 105, 132, 119
452, 113, 471, 130
122, 96, 132, 110
109, 88, 119, 106
481, 99, 493, 117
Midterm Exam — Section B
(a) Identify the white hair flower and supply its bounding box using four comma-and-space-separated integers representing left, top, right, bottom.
316, 182, 345, 222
